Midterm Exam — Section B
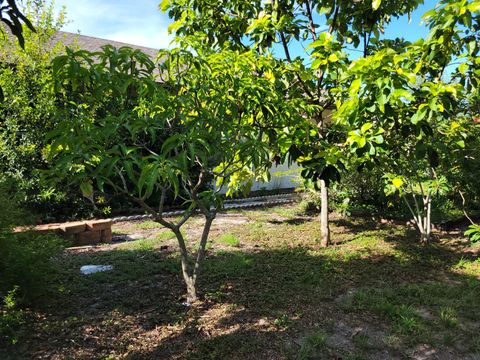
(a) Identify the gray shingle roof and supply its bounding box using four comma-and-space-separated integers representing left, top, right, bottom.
52, 31, 159, 59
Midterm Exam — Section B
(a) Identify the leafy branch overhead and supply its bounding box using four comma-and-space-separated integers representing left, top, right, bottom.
0, 0, 36, 101
0, 0, 35, 48
333, 0, 480, 242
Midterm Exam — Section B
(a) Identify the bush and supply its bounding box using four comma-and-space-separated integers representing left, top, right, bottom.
0, 180, 66, 303
0, 231, 65, 302
298, 190, 322, 214
465, 224, 480, 243
0, 287, 25, 346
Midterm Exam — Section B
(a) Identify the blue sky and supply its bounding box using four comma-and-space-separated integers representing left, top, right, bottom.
54, 0, 173, 49
54, 0, 438, 51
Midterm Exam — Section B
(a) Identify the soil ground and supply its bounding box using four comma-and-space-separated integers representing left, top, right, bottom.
3, 204, 480, 359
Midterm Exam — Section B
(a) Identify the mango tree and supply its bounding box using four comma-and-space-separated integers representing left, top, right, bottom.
161, 0, 423, 246
47, 43, 300, 302
334, 0, 480, 243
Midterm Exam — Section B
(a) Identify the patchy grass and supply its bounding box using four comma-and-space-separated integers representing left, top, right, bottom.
215, 233, 240, 247
299, 332, 327, 359
156, 230, 176, 241
3, 204, 480, 359
133, 220, 161, 230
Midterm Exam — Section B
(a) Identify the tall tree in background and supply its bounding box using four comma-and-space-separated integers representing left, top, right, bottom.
335, 0, 480, 243
161, 0, 424, 246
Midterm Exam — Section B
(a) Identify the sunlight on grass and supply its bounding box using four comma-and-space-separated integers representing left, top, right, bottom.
269, 205, 299, 219
216, 233, 240, 247
452, 258, 480, 277
115, 230, 175, 251
134, 220, 161, 230
156, 230, 175, 241
13, 205, 480, 358
116, 238, 160, 251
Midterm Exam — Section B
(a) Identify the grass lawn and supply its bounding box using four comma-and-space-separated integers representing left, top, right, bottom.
3, 204, 480, 359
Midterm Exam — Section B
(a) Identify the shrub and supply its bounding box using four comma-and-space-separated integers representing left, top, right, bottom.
465, 224, 480, 243
298, 191, 322, 214
0, 180, 66, 303
0, 287, 24, 346
0, 231, 65, 302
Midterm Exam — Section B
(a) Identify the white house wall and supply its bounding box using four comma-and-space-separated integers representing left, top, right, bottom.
215, 161, 302, 194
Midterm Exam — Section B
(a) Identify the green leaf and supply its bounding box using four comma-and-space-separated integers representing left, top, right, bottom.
328, 53, 339, 62
468, 40, 477, 55
350, 78, 361, 95
421, 9, 437, 23
373, 135, 384, 144
392, 178, 403, 188
372, 0, 382, 11
311, 58, 325, 69
361, 122, 373, 133
317, 6, 332, 15
358, 137, 367, 149
458, 62, 468, 74
80, 181, 94, 198
411, 106, 428, 124
467, 2, 480, 13
159, 0, 170, 12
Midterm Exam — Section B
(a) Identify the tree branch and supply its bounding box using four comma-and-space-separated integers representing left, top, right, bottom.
459, 190, 476, 226
192, 215, 214, 283
304, 1, 317, 41
328, 4, 339, 35
279, 31, 315, 101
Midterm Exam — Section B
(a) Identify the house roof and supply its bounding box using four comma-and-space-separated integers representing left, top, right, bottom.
1, 26, 160, 60
52, 31, 159, 59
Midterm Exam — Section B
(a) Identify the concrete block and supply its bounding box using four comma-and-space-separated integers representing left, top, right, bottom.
101, 228, 112, 243
74, 230, 102, 246
61, 221, 87, 235
86, 219, 112, 231
34, 223, 62, 234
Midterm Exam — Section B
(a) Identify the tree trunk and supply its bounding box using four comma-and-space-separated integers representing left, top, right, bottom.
421, 193, 432, 244
404, 193, 432, 244
320, 179, 330, 247
184, 273, 197, 303
174, 215, 215, 303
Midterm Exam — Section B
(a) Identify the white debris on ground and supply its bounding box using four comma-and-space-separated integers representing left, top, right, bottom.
112, 234, 143, 241
80, 265, 113, 275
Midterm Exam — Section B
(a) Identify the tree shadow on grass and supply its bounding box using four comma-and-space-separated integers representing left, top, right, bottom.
125, 245, 480, 359
268, 217, 313, 225
5, 231, 480, 359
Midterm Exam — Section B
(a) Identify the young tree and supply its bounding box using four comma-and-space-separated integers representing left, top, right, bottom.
47, 42, 300, 302
334, 0, 480, 242
161, 0, 423, 246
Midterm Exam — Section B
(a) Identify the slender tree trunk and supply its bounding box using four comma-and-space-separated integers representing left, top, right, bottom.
320, 179, 330, 247
422, 193, 432, 244
174, 214, 215, 303
404, 193, 432, 244
184, 274, 197, 303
